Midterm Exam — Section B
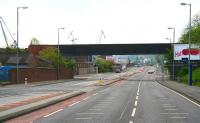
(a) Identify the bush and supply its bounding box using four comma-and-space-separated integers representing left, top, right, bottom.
178, 67, 188, 77
95, 58, 114, 73
193, 68, 200, 82
180, 67, 200, 87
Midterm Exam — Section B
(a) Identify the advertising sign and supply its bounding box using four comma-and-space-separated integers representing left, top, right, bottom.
174, 44, 200, 60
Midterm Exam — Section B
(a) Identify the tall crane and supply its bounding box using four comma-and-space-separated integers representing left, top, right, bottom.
97, 30, 106, 44
0, 17, 16, 48
67, 31, 77, 44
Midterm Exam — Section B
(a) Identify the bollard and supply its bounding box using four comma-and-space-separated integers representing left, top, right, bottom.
98, 77, 104, 85
24, 77, 28, 85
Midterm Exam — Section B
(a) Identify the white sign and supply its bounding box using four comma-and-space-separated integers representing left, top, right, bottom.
174, 44, 200, 60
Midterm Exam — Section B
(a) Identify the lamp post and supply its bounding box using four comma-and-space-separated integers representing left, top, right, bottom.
57, 27, 65, 80
16, 6, 28, 83
168, 27, 175, 80
180, 3, 192, 86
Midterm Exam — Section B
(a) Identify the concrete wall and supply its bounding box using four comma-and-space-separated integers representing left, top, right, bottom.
8, 68, 73, 83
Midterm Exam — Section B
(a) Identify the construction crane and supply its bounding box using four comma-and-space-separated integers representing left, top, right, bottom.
0, 17, 17, 48
67, 31, 77, 44
97, 30, 106, 44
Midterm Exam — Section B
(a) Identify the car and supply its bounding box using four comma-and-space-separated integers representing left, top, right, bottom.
148, 71, 154, 74
115, 68, 121, 73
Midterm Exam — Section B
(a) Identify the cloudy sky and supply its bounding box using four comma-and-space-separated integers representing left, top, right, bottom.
0, 0, 200, 48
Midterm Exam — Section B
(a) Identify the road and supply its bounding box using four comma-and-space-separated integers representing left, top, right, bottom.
0, 68, 138, 105
7, 66, 200, 123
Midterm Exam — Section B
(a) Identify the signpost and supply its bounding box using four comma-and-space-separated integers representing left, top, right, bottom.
174, 44, 200, 85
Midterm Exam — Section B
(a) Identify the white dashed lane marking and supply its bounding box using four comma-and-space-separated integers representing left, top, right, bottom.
83, 96, 91, 101
43, 109, 63, 118
69, 101, 80, 107
131, 108, 136, 117
134, 101, 138, 106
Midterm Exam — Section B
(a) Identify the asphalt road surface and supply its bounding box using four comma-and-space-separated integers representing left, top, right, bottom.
31, 68, 200, 123
0, 68, 135, 105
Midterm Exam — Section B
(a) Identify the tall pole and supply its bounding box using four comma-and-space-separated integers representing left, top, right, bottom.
180, 3, 192, 86
173, 28, 175, 80
16, 6, 28, 83
57, 27, 65, 80
57, 29, 59, 80
16, 7, 19, 83
188, 4, 192, 86
168, 27, 175, 80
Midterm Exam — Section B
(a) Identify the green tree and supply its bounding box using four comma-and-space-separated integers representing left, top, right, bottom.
39, 47, 75, 69
95, 57, 114, 73
163, 48, 173, 66
179, 14, 200, 44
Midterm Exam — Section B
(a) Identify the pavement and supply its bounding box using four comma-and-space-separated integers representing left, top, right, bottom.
6, 66, 199, 123
0, 67, 143, 121
156, 66, 200, 104
157, 80, 200, 104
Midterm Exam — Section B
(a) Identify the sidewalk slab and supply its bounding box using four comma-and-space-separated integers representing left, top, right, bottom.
0, 91, 85, 121
157, 80, 200, 104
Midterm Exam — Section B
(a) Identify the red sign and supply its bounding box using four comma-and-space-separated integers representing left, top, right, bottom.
182, 49, 200, 55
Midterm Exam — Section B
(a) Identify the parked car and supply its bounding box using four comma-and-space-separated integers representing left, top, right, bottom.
148, 70, 155, 74
115, 68, 121, 73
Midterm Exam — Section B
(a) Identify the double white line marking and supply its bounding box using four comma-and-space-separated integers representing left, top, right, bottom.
130, 82, 141, 123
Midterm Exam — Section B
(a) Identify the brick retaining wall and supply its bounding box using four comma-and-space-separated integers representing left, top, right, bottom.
8, 68, 73, 83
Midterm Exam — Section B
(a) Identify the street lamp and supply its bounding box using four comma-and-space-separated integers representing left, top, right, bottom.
180, 2, 192, 86
168, 27, 175, 80
57, 27, 65, 80
16, 6, 28, 83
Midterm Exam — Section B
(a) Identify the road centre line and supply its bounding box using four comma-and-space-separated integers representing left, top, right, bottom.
136, 96, 139, 100
158, 82, 200, 108
134, 101, 138, 106
43, 109, 63, 117
129, 121, 133, 123
69, 101, 80, 107
131, 108, 136, 117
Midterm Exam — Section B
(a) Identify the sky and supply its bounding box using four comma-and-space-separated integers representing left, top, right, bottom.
0, 0, 200, 48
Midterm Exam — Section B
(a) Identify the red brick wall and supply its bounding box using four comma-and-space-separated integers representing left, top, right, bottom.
8, 68, 73, 83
